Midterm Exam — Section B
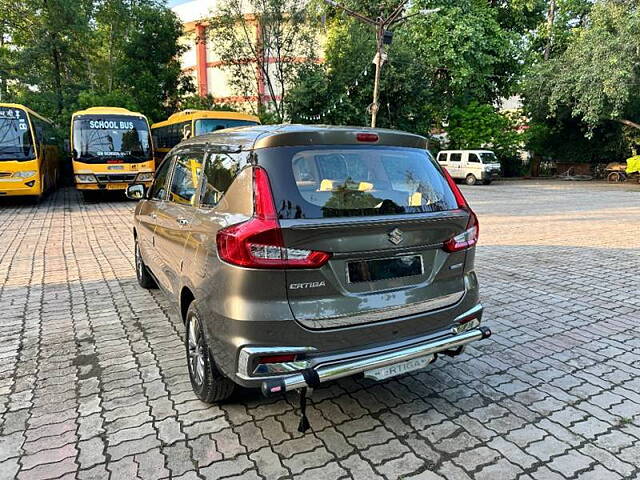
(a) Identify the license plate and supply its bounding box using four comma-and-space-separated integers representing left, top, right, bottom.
347, 255, 423, 283
107, 183, 127, 190
364, 355, 433, 381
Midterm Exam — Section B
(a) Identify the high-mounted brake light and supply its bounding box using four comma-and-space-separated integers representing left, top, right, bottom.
440, 167, 479, 252
216, 167, 331, 268
356, 133, 379, 142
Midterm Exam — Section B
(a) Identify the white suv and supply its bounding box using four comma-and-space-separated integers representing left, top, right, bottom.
437, 150, 502, 185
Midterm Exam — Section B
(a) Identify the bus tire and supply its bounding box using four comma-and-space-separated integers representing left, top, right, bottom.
82, 191, 97, 203
465, 174, 477, 186
135, 239, 157, 289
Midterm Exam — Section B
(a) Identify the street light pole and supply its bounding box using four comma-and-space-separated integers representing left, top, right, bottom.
324, 0, 440, 128
370, 25, 383, 128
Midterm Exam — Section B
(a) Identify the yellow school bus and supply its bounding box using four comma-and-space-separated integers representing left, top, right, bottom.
150, 110, 260, 164
0, 103, 61, 198
71, 107, 154, 198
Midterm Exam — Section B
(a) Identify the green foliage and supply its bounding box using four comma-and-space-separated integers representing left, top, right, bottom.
208, 0, 320, 122
447, 101, 524, 175
448, 102, 519, 154
286, 0, 531, 134
0, 0, 191, 125
521, 0, 640, 163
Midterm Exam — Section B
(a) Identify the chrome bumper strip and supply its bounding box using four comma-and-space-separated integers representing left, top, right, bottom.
261, 326, 491, 396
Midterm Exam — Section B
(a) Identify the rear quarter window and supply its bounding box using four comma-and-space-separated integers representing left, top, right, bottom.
260, 145, 459, 219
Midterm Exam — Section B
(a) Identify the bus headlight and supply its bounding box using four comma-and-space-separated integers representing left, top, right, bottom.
75, 174, 97, 184
136, 172, 154, 182
12, 171, 36, 179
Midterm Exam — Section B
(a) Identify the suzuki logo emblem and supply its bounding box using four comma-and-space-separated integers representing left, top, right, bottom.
388, 228, 403, 245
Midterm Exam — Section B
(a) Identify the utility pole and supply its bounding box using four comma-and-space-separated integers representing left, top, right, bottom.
324, 0, 439, 128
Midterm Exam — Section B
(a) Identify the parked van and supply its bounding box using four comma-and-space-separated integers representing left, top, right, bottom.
127, 125, 490, 420
437, 150, 501, 185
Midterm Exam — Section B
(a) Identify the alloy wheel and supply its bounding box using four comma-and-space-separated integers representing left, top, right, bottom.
188, 315, 206, 387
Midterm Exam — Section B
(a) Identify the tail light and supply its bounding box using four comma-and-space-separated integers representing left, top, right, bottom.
441, 167, 479, 252
216, 167, 331, 268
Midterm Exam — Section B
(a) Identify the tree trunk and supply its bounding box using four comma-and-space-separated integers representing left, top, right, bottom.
544, 0, 556, 61
51, 44, 64, 114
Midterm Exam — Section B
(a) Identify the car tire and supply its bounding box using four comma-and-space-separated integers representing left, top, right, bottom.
465, 174, 477, 186
185, 302, 235, 404
135, 240, 157, 289
483, 179, 492, 185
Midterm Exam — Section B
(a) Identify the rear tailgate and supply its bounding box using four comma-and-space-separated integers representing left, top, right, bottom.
260, 143, 473, 331
281, 212, 470, 329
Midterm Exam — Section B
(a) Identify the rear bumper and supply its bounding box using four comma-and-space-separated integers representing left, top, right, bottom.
480, 171, 501, 180
258, 325, 491, 396
230, 301, 487, 390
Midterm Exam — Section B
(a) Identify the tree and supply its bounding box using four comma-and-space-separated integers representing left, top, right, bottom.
447, 101, 524, 174
0, 0, 94, 117
0, 0, 191, 124
207, 0, 320, 122
117, 2, 192, 121
287, 0, 525, 134
521, 0, 639, 162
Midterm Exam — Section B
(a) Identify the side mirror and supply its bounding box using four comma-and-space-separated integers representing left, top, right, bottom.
126, 184, 146, 200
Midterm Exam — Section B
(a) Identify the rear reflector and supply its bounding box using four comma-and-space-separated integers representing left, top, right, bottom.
216, 167, 331, 269
258, 354, 297, 364
356, 133, 379, 142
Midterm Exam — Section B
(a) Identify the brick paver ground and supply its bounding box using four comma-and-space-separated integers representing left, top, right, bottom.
0, 180, 639, 480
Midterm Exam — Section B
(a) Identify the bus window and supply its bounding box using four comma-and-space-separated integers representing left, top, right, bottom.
0, 107, 35, 161
194, 118, 259, 136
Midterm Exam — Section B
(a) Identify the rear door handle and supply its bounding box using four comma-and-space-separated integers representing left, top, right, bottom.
151, 213, 157, 220
177, 217, 190, 226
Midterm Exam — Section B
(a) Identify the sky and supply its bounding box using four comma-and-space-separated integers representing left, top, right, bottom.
167, 0, 192, 6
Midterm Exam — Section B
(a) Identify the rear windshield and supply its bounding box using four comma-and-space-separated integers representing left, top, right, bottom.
261, 146, 459, 219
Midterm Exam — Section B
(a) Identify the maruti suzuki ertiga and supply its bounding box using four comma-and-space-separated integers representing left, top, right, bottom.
128, 125, 491, 413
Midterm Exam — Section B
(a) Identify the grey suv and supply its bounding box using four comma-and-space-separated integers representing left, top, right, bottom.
129, 125, 490, 413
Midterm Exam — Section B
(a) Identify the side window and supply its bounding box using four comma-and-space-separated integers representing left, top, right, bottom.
469, 153, 481, 163
148, 157, 173, 201
169, 152, 204, 205
437, 152, 447, 163
450, 153, 462, 162
199, 152, 242, 207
